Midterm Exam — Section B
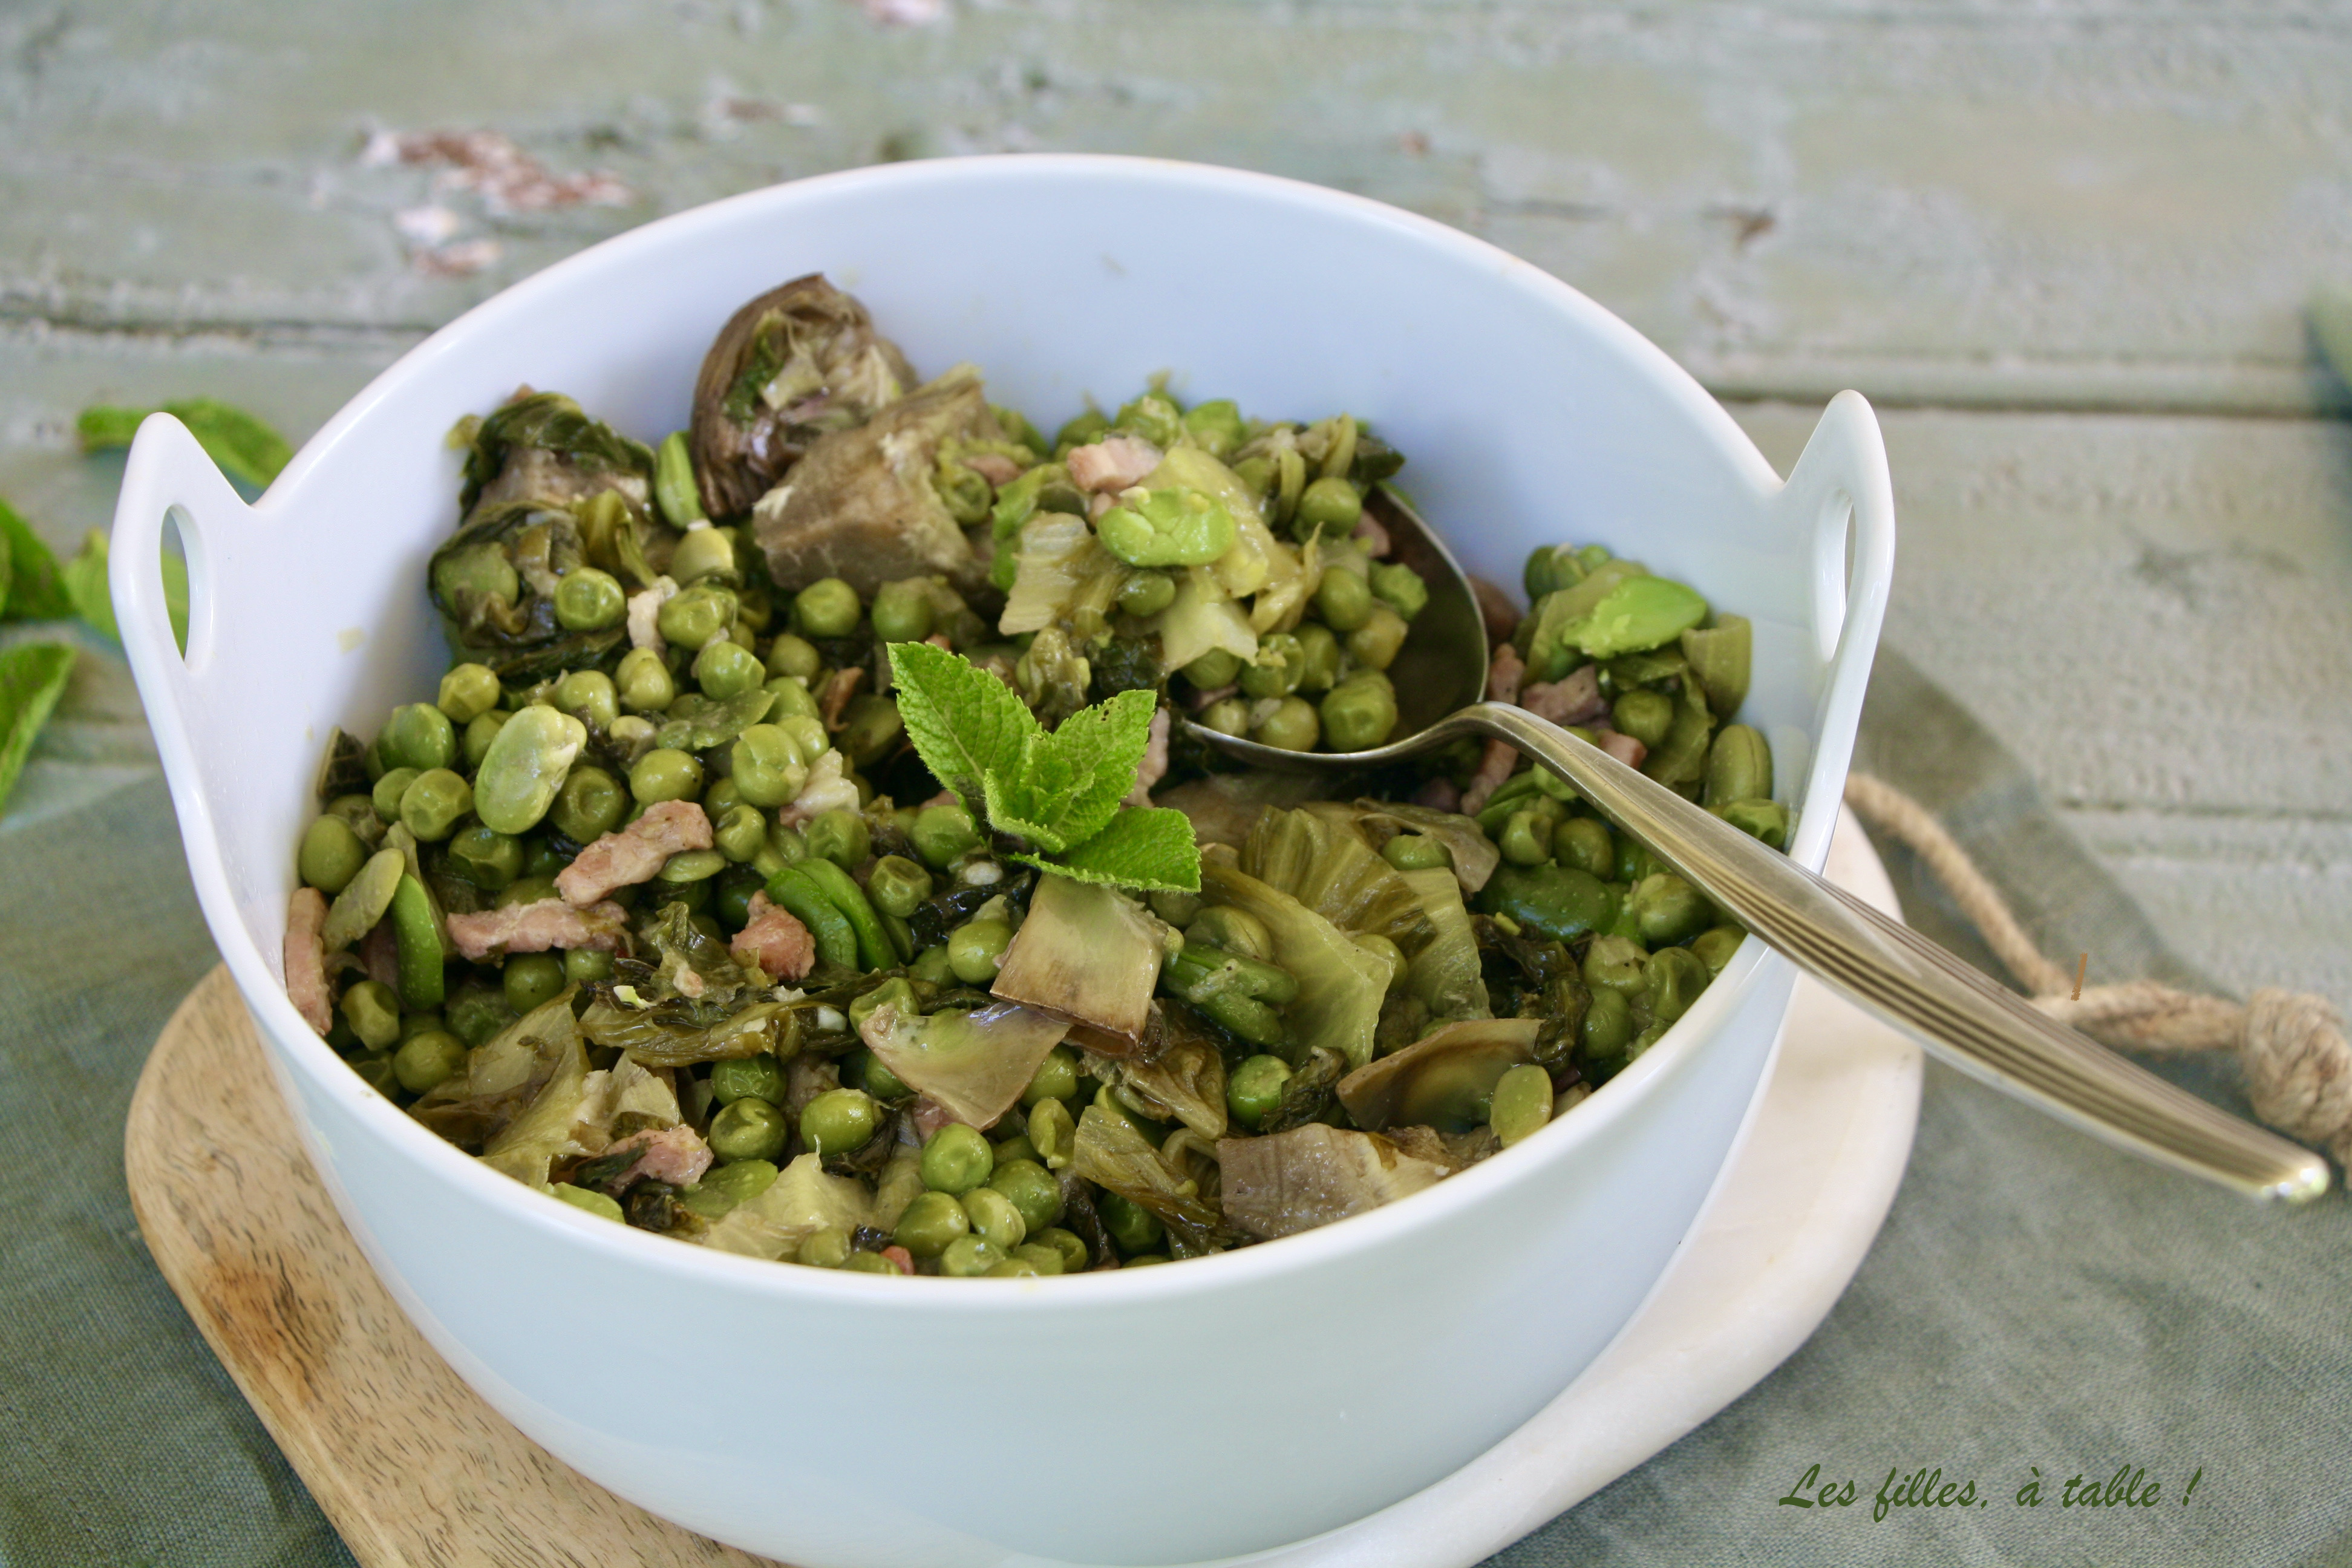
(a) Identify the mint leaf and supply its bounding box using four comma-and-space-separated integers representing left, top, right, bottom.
79, 398, 293, 491
1028, 685, 1155, 847
1016, 806, 1200, 893
62, 531, 114, 641
889, 639, 1036, 806
0, 501, 71, 621
984, 749, 1068, 854
0, 642, 75, 817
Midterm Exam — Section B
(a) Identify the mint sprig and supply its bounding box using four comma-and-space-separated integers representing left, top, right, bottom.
888, 640, 1198, 893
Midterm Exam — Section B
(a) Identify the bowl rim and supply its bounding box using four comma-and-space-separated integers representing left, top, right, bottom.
171, 152, 1859, 1307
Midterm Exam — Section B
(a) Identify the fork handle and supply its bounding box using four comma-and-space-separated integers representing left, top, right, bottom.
1452, 702, 2330, 1203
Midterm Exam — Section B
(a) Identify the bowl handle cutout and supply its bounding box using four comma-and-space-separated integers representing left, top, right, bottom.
109, 413, 251, 742
1773, 390, 1896, 668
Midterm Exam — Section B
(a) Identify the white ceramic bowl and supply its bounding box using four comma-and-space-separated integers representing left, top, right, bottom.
112, 156, 1892, 1568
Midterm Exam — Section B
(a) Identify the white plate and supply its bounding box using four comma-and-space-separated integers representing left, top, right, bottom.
1234, 806, 1922, 1568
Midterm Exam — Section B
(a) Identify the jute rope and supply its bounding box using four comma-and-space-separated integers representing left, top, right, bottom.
1841, 773, 2352, 1168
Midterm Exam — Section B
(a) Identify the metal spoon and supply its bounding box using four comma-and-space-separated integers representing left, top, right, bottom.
1189, 489, 2329, 1204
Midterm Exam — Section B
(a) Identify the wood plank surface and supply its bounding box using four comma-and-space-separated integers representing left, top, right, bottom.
124, 965, 783, 1568
5, 2, 2351, 413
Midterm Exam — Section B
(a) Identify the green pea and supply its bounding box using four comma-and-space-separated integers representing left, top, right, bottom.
838, 693, 904, 768
1023, 1228, 1080, 1275
552, 1183, 625, 1223
341, 980, 401, 1051
1226, 1054, 1293, 1129
446, 985, 517, 1047
371, 767, 422, 825
494, 874, 558, 910
670, 526, 736, 586
440, 823, 517, 890
794, 578, 861, 639
1370, 561, 1429, 621
708, 1097, 789, 1163
1011, 1243, 1066, 1276
502, 953, 566, 1014
1711, 797, 1792, 850
1583, 934, 1648, 999
936, 1234, 1004, 1278
1199, 699, 1249, 737
1702, 724, 1772, 808
764, 676, 822, 723
1319, 673, 1397, 751
396, 768, 471, 843
536, 768, 618, 849
1580, 985, 1634, 1062
629, 748, 703, 805
1380, 833, 1449, 874
1645, 945, 1709, 1027
1183, 648, 1243, 690
709, 1052, 786, 1106
299, 815, 368, 894
1313, 565, 1373, 633
1183, 398, 1243, 456
907, 944, 954, 987
895, 1190, 969, 1259
546, 670, 613, 733
948, 918, 1011, 984
1250, 695, 1321, 752
1610, 688, 1674, 750
652, 850, 721, 890
1553, 817, 1615, 878
695, 639, 765, 701
961, 1185, 1028, 1251
323, 793, 382, 842
1489, 1063, 1554, 1146
869, 579, 935, 644
799, 808, 863, 872
1628, 872, 1710, 948
474, 706, 587, 835
1613, 834, 1656, 886
795, 1226, 854, 1270
1346, 605, 1410, 672
1292, 622, 1342, 694
917, 1122, 992, 1195
1023, 1045, 1080, 1106
1115, 392, 1183, 448
702, 804, 762, 866
726, 724, 805, 811
379, 702, 457, 773
983, 1160, 1063, 1235
832, 1047, 903, 1103
1055, 408, 1110, 452
830, 1249, 890, 1275
861, 855, 932, 920
1690, 924, 1745, 978
1116, 570, 1177, 618
397, 1010, 446, 1042
1148, 889, 1203, 927
433, 542, 518, 611
393, 1030, 467, 1094
1099, 1192, 1165, 1255
659, 583, 739, 650
765, 633, 820, 681
552, 567, 626, 632
437, 663, 501, 725
1028, 1097, 1075, 1169
563, 948, 613, 982
1500, 810, 1552, 867
1296, 475, 1362, 537
1239, 633, 1307, 701
615, 648, 675, 714
463, 710, 508, 770
800, 1088, 881, 1158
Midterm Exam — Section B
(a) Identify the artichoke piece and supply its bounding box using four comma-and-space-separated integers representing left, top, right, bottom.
1070, 1102, 1232, 1257
426, 500, 628, 684
1394, 866, 1492, 1022
1215, 1123, 1451, 1241
1153, 771, 1334, 852
690, 275, 920, 518
1200, 858, 1387, 1071
1091, 1005, 1227, 1139
699, 1152, 874, 1262
999, 513, 1122, 638
750, 365, 1001, 598
460, 390, 656, 515
989, 875, 1165, 1056
1334, 1017, 1542, 1132
409, 990, 581, 1151
859, 999, 1071, 1130
1240, 805, 1432, 958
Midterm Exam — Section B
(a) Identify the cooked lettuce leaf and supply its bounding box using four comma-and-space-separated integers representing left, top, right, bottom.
1200, 858, 1387, 1071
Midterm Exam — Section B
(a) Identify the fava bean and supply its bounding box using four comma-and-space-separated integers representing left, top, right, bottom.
474, 706, 587, 834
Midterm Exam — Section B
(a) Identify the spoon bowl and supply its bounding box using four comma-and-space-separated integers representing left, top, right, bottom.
1191, 495, 2327, 1204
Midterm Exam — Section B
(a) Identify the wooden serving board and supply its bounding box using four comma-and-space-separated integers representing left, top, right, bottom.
125, 964, 786, 1568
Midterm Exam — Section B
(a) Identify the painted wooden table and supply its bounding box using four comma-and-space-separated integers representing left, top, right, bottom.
2, 4, 2347, 1565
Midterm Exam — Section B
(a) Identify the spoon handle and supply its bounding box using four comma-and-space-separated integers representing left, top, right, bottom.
1456, 703, 2330, 1204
